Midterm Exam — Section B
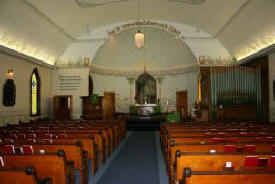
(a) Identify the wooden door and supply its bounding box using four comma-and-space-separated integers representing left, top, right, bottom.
176, 91, 188, 120
53, 95, 72, 120
104, 92, 116, 120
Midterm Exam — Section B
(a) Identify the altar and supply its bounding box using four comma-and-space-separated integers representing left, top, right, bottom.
135, 104, 157, 116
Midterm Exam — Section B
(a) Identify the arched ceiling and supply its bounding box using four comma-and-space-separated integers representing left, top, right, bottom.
0, 0, 274, 65
93, 27, 196, 70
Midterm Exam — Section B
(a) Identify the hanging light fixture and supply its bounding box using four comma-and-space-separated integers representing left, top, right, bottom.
135, 30, 144, 49
135, 0, 144, 49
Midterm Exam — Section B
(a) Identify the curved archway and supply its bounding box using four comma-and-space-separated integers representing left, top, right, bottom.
135, 72, 156, 104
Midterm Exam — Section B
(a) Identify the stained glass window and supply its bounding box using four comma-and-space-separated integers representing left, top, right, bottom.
30, 68, 40, 116
31, 74, 37, 115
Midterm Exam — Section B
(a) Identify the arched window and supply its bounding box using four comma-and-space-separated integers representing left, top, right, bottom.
30, 68, 40, 116
135, 72, 156, 104
89, 75, 93, 96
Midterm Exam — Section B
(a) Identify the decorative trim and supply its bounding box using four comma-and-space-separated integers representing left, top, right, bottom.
0, 46, 55, 69
106, 20, 214, 46
238, 44, 275, 64
75, 0, 131, 8
75, 0, 205, 8
76, 37, 107, 42
90, 63, 198, 76
107, 20, 182, 40
235, 40, 275, 61
168, 0, 205, 4
198, 56, 238, 66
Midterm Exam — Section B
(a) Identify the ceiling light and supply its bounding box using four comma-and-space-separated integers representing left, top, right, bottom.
135, 30, 144, 49
135, 0, 144, 49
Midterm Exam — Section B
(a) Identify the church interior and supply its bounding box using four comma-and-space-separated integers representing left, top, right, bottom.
0, 0, 275, 184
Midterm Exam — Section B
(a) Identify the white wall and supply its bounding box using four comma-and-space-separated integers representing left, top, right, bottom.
52, 67, 89, 119
269, 53, 275, 122
91, 70, 198, 113
0, 52, 53, 125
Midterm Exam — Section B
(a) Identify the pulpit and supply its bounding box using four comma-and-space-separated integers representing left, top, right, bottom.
80, 96, 103, 120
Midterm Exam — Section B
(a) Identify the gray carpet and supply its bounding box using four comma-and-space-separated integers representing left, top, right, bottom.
97, 131, 161, 184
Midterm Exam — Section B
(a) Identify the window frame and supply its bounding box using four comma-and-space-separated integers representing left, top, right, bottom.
30, 68, 41, 116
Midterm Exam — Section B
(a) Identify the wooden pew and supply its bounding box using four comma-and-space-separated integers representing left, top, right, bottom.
0, 119, 127, 178
164, 131, 275, 148
0, 136, 98, 174
18, 119, 125, 150
167, 138, 275, 162
35, 137, 98, 174
3, 128, 108, 159
182, 169, 275, 184
174, 152, 274, 184
30, 143, 87, 184
0, 143, 87, 184
4, 126, 110, 159
1, 150, 74, 184
163, 134, 275, 156
0, 166, 51, 184
168, 142, 275, 182
164, 136, 275, 163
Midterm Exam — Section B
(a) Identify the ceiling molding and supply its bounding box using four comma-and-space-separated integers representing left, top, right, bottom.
74, 35, 214, 43
167, 0, 205, 4
23, 0, 76, 41
76, 37, 107, 42
89, 63, 198, 76
75, 0, 205, 8
214, 0, 251, 38
0, 45, 55, 69
238, 44, 275, 64
74, 0, 132, 8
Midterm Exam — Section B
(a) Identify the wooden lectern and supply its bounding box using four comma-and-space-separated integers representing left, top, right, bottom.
80, 96, 103, 120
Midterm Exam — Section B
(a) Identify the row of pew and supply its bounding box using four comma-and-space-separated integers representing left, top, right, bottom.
0, 119, 126, 184
160, 122, 275, 184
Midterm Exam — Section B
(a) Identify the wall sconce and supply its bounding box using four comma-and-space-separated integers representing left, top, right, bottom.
7, 69, 14, 79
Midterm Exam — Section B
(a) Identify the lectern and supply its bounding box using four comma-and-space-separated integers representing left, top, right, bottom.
80, 96, 103, 120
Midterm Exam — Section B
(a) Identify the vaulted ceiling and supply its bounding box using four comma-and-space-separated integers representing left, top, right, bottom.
0, 0, 274, 65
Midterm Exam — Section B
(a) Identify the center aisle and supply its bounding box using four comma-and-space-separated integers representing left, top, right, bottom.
97, 131, 162, 184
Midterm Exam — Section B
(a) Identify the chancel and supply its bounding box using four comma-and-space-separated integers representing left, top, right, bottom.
0, 0, 275, 184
